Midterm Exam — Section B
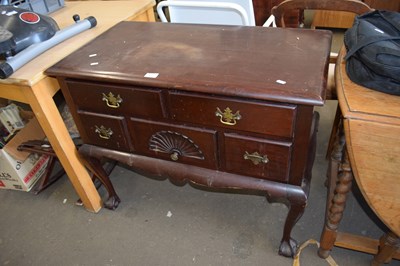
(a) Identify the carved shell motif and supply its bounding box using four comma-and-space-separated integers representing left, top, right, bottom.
149, 131, 204, 161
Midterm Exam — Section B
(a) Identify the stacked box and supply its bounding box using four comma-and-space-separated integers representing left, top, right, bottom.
0, 117, 49, 191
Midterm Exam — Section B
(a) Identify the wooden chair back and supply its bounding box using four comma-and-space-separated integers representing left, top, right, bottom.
271, 0, 373, 27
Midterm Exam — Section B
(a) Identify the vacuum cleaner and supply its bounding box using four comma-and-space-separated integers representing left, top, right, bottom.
0, 5, 97, 79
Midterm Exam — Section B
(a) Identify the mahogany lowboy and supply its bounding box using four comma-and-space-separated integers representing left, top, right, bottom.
46, 21, 332, 258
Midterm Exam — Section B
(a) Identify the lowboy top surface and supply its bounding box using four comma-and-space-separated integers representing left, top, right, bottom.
46, 21, 332, 106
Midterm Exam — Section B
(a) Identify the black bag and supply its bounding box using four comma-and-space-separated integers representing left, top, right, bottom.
344, 10, 400, 95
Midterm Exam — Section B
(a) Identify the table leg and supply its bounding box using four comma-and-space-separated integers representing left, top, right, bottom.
319, 119, 353, 258
371, 232, 400, 266
26, 77, 102, 212
279, 111, 320, 258
128, 5, 156, 22
279, 202, 306, 257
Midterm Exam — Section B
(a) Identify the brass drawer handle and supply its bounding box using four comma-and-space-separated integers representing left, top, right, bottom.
95, 125, 113, 139
102, 92, 122, 108
243, 151, 269, 165
215, 107, 241, 126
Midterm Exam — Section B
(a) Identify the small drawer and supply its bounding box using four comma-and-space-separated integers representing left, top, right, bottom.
169, 92, 296, 138
66, 80, 165, 119
222, 133, 292, 182
128, 118, 217, 169
77, 111, 131, 152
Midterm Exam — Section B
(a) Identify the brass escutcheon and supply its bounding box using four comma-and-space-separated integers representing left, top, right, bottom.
243, 151, 269, 165
170, 151, 179, 161
95, 125, 113, 139
102, 92, 122, 108
215, 107, 241, 126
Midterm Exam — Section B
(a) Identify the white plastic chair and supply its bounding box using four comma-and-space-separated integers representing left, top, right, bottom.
157, 0, 276, 27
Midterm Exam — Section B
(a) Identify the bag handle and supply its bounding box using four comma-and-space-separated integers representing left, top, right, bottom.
345, 36, 400, 60
376, 10, 400, 32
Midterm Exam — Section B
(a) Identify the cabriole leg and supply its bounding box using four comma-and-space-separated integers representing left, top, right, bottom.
279, 202, 306, 257
80, 152, 121, 210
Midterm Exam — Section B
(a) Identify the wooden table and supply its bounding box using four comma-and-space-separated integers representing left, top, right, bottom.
319, 47, 400, 265
46, 21, 332, 257
0, 0, 155, 212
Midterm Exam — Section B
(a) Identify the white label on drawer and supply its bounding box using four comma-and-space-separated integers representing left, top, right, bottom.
144, 73, 159, 78
276, 79, 287, 85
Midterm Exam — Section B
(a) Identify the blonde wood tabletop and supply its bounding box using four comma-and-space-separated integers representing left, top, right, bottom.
0, 0, 155, 212
336, 46, 400, 236
1, 0, 155, 86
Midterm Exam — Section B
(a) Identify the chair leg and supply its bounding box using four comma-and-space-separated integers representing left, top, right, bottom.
18, 140, 65, 194
31, 156, 66, 194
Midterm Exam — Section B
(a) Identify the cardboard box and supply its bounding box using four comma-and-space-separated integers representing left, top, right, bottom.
0, 118, 49, 191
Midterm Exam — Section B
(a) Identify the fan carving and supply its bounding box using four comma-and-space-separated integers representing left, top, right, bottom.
149, 131, 204, 161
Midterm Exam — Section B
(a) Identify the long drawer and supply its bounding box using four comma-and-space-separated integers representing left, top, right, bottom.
66, 80, 165, 119
168, 92, 296, 138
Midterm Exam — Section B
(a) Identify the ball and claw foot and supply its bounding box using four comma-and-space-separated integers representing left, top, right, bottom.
103, 195, 121, 210
279, 237, 298, 258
